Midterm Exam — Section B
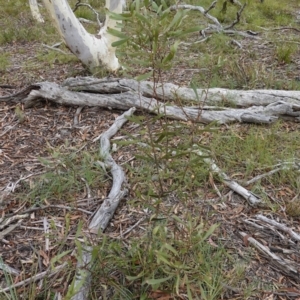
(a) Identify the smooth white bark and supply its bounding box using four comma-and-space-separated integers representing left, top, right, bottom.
41, 0, 122, 71
29, 0, 44, 23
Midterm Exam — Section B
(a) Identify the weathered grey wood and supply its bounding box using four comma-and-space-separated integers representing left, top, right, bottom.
194, 148, 262, 206
71, 108, 134, 300
2, 80, 300, 124
256, 214, 300, 241
89, 108, 135, 232
62, 77, 300, 107
239, 232, 299, 278
71, 246, 92, 300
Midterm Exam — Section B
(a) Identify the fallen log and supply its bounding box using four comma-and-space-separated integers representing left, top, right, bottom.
1, 77, 300, 124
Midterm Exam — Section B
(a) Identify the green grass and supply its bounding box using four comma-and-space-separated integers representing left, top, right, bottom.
212, 122, 299, 173
0, 0, 54, 45
0, 53, 10, 72
275, 42, 298, 64
35, 49, 78, 66
16, 149, 107, 205
211, 121, 300, 204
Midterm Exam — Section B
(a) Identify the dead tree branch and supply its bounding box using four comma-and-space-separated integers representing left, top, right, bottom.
2, 78, 300, 124
71, 108, 135, 300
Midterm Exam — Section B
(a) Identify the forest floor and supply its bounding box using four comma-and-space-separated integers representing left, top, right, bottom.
1, 0, 300, 299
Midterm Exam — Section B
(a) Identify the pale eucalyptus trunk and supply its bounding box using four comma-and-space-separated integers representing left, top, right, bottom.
38, 0, 123, 71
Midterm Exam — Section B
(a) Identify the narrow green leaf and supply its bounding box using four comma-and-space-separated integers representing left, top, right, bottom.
162, 40, 180, 64
152, 225, 161, 235
155, 131, 177, 143
75, 220, 83, 238
151, 1, 159, 12
111, 38, 129, 47
160, 0, 169, 10
163, 243, 179, 256
190, 81, 200, 101
201, 223, 219, 241
187, 281, 193, 299
156, 251, 173, 266
126, 271, 145, 281
135, 70, 153, 81
135, 12, 151, 27
156, 4, 163, 15
107, 28, 128, 39
144, 276, 172, 285
135, 0, 140, 12
172, 214, 185, 225
175, 274, 180, 295
163, 10, 185, 34
75, 239, 83, 257
107, 11, 131, 21
50, 250, 72, 267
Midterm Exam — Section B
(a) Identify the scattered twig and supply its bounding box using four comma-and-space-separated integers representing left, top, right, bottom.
73, 106, 84, 126
1, 172, 45, 195
239, 231, 298, 277
42, 44, 70, 55
224, 3, 246, 30
180, 38, 209, 46
209, 173, 223, 199
256, 214, 300, 241
245, 167, 283, 186
78, 17, 96, 25
262, 27, 300, 33
0, 214, 29, 230
0, 263, 67, 293
229, 0, 243, 9
51, 42, 63, 48
20, 225, 45, 231
244, 161, 300, 186
81, 177, 92, 198
0, 219, 24, 239
43, 217, 50, 252
204, 0, 217, 14
193, 147, 262, 206
122, 215, 147, 237
230, 39, 242, 48
73, 1, 103, 27
0, 122, 18, 138
8, 204, 93, 217
0, 261, 20, 276
0, 84, 16, 89
170, 4, 222, 29
243, 219, 264, 230
170, 2, 254, 40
